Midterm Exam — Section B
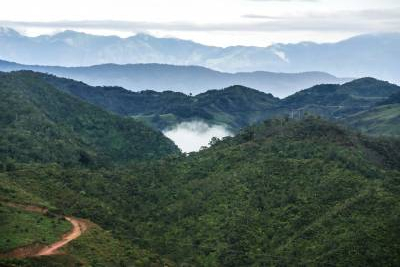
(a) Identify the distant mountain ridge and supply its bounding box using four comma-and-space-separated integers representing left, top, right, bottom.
13, 71, 400, 136
281, 77, 400, 118
0, 28, 399, 83
0, 59, 349, 97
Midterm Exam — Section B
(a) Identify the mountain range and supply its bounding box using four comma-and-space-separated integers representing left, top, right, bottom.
22, 71, 399, 136
0, 27, 399, 84
0, 59, 348, 97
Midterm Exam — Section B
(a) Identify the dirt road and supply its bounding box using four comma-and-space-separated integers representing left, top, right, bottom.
0, 201, 88, 258
36, 216, 88, 256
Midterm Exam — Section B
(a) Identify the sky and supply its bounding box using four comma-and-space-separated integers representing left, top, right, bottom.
0, 0, 399, 46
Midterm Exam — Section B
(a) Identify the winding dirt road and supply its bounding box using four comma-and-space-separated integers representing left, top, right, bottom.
36, 216, 88, 256
0, 202, 88, 258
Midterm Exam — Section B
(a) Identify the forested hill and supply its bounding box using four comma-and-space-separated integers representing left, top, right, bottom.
381, 91, 400, 105
39, 72, 400, 135
111, 118, 400, 265
1, 70, 399, 150
0, 71, 179, 166
35, 72, 282, 130
2, 117, 399, 266
341, 89, 400, 136
281, 77, 400, 116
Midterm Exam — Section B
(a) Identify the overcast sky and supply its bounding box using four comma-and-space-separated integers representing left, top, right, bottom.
0, 0, 399, 46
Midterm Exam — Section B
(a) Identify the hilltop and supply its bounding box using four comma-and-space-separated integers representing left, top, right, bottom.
0, 71, 178, 166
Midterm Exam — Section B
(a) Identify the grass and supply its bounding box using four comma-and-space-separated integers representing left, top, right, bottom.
65, 224, 171, 266
344, 104, 400, 136
0, 204, 71, 253
0, 173, 54, 209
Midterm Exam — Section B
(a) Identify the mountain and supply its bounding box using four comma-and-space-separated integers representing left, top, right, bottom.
33, 72, 400, 136
0, 71, 178, 165
1, 71, 280, 131
3, 71, 396, 136
0, 59, 348, 97
0, 28, 399, 83
273, 33, 400, 83
341, 91, 400, 136
381, 91, 400, 105
2, 117, 400, 266
280, 77, 400, 118
342, 104, 400, 136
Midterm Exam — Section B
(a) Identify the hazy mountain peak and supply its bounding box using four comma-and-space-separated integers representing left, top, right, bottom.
342, 77, 398, 89
0, 28, 399, 84
53, 30, 87, 37
132, 32, 157, 40
0, 59, 350, 98
0, 27, 21, 37
343, 32, 400, 42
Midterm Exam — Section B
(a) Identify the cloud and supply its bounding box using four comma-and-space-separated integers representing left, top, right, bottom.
242, 14, 278, 19
248, 0, 319, 2
163, 121, 232, 153
240, 8, 400, 32
243, 8, 400, 21
1, 8, 400, 35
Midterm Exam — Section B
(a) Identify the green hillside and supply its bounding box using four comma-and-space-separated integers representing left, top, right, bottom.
39, 73, 280, 130
42, 73, 400, 136
0, 71, 178, 166
0, 204, 71, 253
281, 77, 400, 119
0, 179, 165, 266
43, 73, 280, 131
107, 118, 400, 266
343, 104, 400, 136
381, 91, 400, 105
341, 90, 400, 136
1, 71, 400, 266
2, 118, 400, 266
137, 85, 280, 130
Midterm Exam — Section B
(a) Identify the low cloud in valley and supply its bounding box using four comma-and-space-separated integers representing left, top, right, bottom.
163, 121, 233, 153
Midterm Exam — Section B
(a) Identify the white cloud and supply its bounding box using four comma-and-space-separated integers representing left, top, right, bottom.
163, 121, 233, 153
0, 0, 399, 46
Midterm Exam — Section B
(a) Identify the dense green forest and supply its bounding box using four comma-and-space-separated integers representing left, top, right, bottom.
0, 71, 178, 167
42, 73, 281, 130
382, 91, 400, 105
40, 72, 400, 135
1, 71, 400, 266
341, 88, 400, 136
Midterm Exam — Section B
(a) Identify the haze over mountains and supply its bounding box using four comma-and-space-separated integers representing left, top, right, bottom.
0, 59, 348, 97
0, 28, 399, 85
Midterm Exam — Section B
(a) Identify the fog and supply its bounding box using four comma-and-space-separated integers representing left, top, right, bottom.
163, 121, 233, 153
